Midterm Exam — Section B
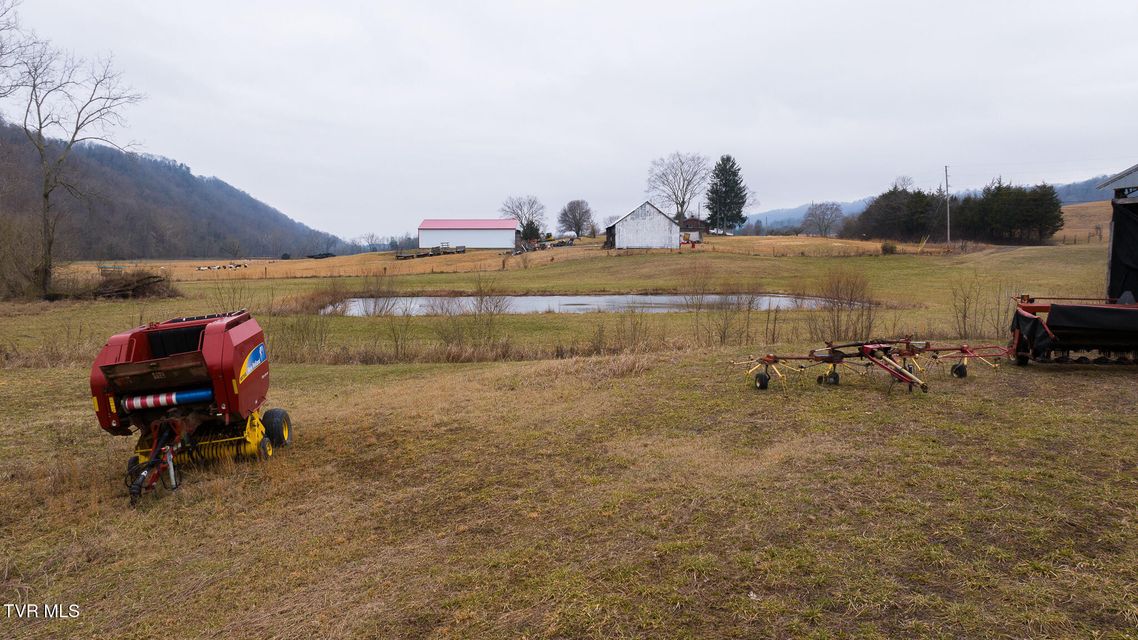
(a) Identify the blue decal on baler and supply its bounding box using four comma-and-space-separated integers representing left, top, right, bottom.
239, 343, 267, 383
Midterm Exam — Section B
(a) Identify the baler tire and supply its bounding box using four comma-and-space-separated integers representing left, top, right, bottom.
125, 455, 142, 486
257, 436, 273, 461
263, 408, 292, 447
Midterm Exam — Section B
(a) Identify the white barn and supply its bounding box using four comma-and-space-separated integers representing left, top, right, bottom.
604, 201, 680, 249
418, 219, 519, 249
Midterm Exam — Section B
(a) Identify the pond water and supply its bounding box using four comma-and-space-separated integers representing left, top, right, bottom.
330, 293, 821, 316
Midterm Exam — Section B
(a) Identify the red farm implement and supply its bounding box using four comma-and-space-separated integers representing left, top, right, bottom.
1010, 296, 1138, 365
1010, 166, 1138, 364
736, 338, 1008, 393
90, 310, 292, 505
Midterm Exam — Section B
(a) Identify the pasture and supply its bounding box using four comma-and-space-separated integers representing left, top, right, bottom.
2, 202, 1136, 639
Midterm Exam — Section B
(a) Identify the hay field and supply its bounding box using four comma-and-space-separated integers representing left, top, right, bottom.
2, 201, 1135, 638
1058, 200, 1112, 242
58, 237, 935, 284
58, 201, 1104, 285
2, 352, 1137, 638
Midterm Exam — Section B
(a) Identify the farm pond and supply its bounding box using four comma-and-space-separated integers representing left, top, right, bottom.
328, 294, 822, 316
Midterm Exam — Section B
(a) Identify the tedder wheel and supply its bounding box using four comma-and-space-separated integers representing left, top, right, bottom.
827, 372, 840, 385
754, 372, 770, 390
816, 375, 824, 385
950, 363, 968, 378
1014, 354, 1029, 367
262, 408, 293, 447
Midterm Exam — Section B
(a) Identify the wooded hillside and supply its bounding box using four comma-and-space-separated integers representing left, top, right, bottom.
0, 122, 342, 260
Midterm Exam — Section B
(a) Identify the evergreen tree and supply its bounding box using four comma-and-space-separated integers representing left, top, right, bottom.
704, 155, 750, 230
520, 219, 541, 242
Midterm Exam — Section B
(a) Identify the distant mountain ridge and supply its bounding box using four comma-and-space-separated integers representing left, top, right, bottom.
750, 175, 1114, 228
0, 122, 343, 260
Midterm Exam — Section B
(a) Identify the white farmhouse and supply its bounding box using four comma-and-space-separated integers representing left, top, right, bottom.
603, 201, 680, 249
418, 219, 519, 249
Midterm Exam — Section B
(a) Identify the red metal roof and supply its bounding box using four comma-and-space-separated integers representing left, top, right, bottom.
418, 219, 518, 230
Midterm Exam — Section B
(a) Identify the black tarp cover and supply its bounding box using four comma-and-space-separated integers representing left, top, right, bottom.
1108, 201, 1138, 299
1011, 309, 1052, 357
1012, 304, 1138, 355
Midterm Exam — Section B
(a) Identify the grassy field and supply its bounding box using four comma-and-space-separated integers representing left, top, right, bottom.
57, 233, 945, 284
1, 240, 1109, 364
2, 202, 1136, 638
2, 353, 1137, 638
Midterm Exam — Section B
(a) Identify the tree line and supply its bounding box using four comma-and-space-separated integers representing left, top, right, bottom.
840, 178, 1063, 244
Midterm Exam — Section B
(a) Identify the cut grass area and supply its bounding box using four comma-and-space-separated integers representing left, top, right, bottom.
2, 354, 1136, 638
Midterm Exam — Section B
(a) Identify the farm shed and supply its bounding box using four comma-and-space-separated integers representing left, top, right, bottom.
603, 201, 680, 249
679, 217, 710, 242
1097, 164, 1138, 299
418, 219, 519, 249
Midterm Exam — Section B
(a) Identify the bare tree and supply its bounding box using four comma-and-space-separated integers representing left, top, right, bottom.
892, 176, 914, 191
220, 237, 243, 259
358, 232, 383, 252
19, 41, 142, 296
802, 201, 843, 237
0, 1, 23, 99
500, 195, 544, 230
556, 199, 593, 238
646, 152, 710, 221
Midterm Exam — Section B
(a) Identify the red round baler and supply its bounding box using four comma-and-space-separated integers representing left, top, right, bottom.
90, 310, 292, 503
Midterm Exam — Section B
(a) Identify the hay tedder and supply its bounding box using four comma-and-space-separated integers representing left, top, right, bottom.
90, 310, 292, 504
736, 338, 1009, 393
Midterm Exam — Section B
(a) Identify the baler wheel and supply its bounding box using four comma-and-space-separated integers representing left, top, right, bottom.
257, 437, 273, 461
125, 455, 142, 485
263, 408, 292, 447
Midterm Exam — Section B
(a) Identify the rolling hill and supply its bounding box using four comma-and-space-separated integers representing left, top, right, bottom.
0, 122, 343, 260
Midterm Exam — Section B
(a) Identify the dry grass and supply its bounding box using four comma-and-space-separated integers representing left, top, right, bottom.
701, 235, 944, 257
1058, 200, 1112, 241
2, 353, 1137, 638
57, 245, 606, 283
54, 235, 944, 285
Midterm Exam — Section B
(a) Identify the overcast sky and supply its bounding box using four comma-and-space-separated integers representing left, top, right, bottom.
15, 1, 1138, 238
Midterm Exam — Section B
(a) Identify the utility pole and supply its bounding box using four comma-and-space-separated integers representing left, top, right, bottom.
944, 165, 951, 245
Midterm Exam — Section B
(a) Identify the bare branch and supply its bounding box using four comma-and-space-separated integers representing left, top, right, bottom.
500, 195, 545, 229
0, 0, 25, 99
802, 201, 844, 237
645, 152, 710, 221
556, 199, 593, 238
17, 41, 142, 297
